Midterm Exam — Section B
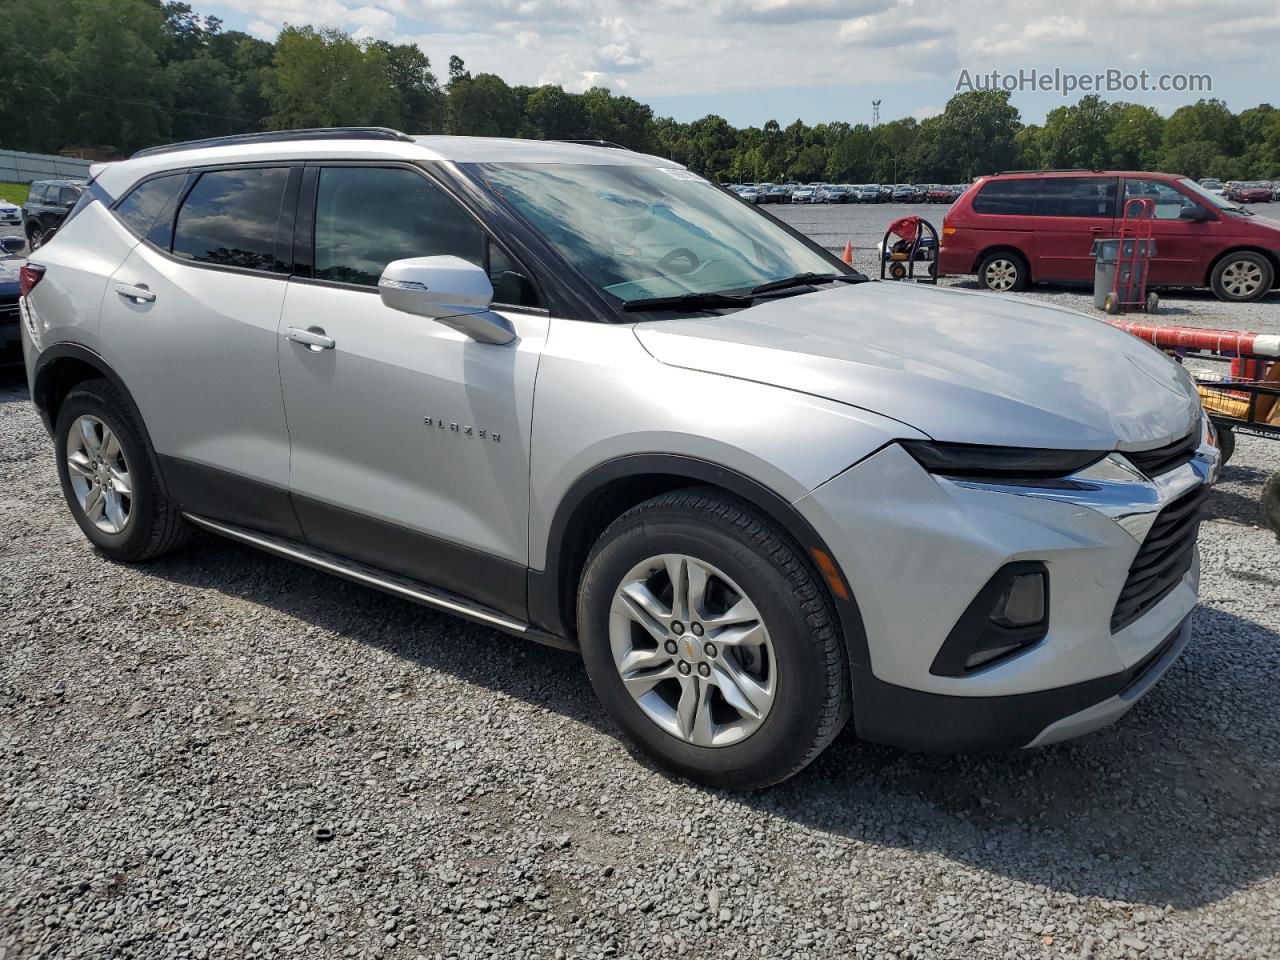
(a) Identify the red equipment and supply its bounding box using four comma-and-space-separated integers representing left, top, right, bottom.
1103, 196, 1158, 315
879, 216, 938, 284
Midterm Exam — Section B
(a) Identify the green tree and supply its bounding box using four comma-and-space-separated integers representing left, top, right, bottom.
446, 73, 521, 136
1106, 103, 1163, 169
1163, 99, 1242, 157
1039, 95, 1112, 169
261, 26, 397, 129
525, 85, 587, 140
374, 41, 443, 134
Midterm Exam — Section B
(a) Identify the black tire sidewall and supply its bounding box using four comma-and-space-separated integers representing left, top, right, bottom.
578, 506, 841, 789
54, 385, 161, 560
1211, 253, 1273, 303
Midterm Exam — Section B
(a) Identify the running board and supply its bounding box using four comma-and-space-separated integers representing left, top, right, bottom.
183, 513, 575, 651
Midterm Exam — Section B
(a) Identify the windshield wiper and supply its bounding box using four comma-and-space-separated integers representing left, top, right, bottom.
622, 292, 753, 312
750, 272, 859, 295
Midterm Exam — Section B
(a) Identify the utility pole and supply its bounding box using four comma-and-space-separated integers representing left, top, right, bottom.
872, 99, 881, 127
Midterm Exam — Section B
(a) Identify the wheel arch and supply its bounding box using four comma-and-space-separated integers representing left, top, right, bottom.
31, 343, 170, 498
528, 453, 871, 673
1203, 246, 1279, 289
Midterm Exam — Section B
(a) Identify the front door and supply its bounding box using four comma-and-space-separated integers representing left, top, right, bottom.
1120, 178, 1210, 286
1032, 176, 1118, 282
278, 164, 548, 618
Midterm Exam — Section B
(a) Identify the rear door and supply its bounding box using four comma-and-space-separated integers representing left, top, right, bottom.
1120, 178, 1210, 285
1032, 176, 1118, 282
99, 164, 300, 536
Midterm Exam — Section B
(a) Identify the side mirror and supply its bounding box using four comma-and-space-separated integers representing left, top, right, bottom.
0, 235, 24, 255
377, 255, 515, 345
1179, 205, 1212, 222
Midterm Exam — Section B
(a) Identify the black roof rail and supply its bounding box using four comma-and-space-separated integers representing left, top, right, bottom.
991, 168, 1107, 175
131, 127, 415, 159
556, 139, 631, 150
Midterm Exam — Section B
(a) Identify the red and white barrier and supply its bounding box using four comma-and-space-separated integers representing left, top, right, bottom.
1104, 319, 1280, 359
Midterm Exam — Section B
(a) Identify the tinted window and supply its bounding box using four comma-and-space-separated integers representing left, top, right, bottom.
313, 167, 484, 287
1036, 177, 1116, 218
28, 184, 48, 204
173, 168, 290, 272
1125, 179, 1200, 221
115, 174, 187, 246
58, 186, 81, 205
972, 179, 1038, 215
487, 240, 541, 308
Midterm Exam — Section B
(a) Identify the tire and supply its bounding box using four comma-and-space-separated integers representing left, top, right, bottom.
26, 224, 43, 249
1104, 292, 1121, 315
576, 488, 850, 789
1216, 425, 1235, 467
1262, 471, 1280, 536
977, 250, 1028, 292
54, 378, 189, 562
1210, 252, 1273, 303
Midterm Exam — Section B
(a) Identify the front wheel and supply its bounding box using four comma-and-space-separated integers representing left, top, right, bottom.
26, 224, 44, 249
577, 489, 850, 789
977, 251, 1028, 292
1210, 253, 1273, 302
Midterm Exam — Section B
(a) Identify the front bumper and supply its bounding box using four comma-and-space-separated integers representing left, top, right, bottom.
795, 432, 1217, 751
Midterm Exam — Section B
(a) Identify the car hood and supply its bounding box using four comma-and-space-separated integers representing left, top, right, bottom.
633, 282, 1201, 450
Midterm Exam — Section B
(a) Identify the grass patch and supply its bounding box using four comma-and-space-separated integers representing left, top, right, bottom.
0, 182, 29, 205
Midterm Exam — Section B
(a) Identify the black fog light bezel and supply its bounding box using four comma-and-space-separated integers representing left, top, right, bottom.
930, 561, 1049, 677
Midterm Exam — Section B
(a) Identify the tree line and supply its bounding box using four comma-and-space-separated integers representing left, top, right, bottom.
2, 0, 1278, 185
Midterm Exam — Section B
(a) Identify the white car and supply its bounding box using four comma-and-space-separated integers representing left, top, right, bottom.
0, 199, 22, 232
20, 129, 1220, 788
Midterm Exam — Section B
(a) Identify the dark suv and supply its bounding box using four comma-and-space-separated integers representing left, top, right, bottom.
22, 180, 86, 248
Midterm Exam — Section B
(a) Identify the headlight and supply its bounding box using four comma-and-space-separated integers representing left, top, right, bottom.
900, 441, 1105, 481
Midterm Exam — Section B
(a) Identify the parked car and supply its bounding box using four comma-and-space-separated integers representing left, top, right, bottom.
820, 185, 851, 203
1198, 178, 1224, 195
0, 235, 23, 365
926, 185, 953, 204
852, 184, 881, 203
764, 184, 791, 204
877, 184, 893, 202
21, 129, 1218, 788
790, 185, 819, 203
0, 198, 22, 232
939, 170, 1280, 302
1272, 181, 1280, 201
734, 185, 762, 204
891, 184, 915, 202
1227, 181, 1273, 204
21, 179, 86, 248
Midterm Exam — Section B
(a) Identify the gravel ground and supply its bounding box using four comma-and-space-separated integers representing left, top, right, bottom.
3, 215, 1280, 959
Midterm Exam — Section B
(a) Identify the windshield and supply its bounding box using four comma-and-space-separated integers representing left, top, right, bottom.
1178, 177, 1244, 211
473, 163, 842, 304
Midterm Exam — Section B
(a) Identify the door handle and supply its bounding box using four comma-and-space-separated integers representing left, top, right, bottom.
1089, 226, 1104, 233
114, 282, 156, 303
287, 326, 335, 351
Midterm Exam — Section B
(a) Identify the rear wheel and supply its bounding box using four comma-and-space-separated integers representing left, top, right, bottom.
26, 223, 44, 249
54, 379, 189, 562
577, 489, 850, 789
977, 251, 1028, 292
1210, 252, 1273, 302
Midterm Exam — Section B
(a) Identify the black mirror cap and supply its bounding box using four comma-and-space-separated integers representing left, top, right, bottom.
1180, 205, 1212, 222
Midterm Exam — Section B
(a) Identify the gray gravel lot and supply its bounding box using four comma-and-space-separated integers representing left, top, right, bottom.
3, 211, 1280, 959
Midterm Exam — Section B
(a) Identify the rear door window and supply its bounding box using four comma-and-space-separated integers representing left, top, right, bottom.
971, 179, 1038, 215
172, 168, 291, 272
1035, 178, 1117, 218
58, 186, 81, 205
28, 184, 48, 204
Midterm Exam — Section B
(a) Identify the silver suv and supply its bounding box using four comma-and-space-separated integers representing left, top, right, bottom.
20, 129, 1219, 788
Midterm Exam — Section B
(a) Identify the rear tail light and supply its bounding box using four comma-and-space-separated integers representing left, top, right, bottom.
19, 264, 46, 297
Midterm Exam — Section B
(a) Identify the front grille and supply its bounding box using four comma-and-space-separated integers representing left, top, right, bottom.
1111, 484, 1207, 633
1124, 431, 1198, 478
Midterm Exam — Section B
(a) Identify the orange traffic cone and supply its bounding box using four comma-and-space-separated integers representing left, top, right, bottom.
841, 240, 853, 265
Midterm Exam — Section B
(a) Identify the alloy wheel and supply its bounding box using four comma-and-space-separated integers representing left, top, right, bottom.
65, 415, 132, 534
984, 258, 1018, 292
609, 554, 776, 747
1220, 260, 1264, 299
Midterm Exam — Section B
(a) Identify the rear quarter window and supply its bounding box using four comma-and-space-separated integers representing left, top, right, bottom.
171, 168, 291, 273
114, 174, 189, 247
971, 180, 1038, 215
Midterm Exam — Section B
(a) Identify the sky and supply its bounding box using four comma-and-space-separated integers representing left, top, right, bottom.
203, 0, 1280, 128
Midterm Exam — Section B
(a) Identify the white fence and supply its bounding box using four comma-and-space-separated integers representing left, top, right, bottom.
0, 149, 93, 183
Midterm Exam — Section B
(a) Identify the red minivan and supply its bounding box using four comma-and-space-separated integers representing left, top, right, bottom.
938, 171, 1280, 302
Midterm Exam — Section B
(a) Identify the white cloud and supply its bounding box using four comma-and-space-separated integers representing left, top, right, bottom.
911, 104, 941, 120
